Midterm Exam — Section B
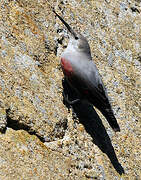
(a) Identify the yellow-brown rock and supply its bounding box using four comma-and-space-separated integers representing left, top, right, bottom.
0, 0, 140, 179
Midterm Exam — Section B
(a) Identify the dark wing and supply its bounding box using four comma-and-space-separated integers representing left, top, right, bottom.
67, 61, 120, 132
69, 63, 110, 109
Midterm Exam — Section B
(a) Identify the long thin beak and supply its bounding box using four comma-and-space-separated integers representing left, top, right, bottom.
53, 9, 78, 39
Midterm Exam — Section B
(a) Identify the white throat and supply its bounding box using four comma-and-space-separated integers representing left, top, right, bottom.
65, 44, 76, 53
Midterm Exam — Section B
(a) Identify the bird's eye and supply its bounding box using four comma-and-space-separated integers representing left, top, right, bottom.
75, 36, 79, 40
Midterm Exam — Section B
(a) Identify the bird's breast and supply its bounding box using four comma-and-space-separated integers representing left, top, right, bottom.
61, 58, 73, 76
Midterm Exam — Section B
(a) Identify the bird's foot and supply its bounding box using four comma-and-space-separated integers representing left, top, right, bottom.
63, 93, 80, 105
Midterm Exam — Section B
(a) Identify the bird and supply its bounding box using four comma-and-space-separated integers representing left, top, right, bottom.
53, 10, 120, 132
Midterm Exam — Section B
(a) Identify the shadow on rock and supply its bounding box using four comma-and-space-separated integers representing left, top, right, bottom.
62, 78, 124, 175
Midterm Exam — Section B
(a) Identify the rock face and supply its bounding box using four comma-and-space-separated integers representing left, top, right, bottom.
0, 0, 140, 179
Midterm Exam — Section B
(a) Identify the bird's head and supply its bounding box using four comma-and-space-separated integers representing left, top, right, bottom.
68, 33, 91, 54
53, 10, 91, 55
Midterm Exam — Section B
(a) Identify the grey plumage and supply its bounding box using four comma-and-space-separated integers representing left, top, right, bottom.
54, 10, 120, 132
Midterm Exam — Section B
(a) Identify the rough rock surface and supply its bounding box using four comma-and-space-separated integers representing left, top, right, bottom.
0, 0, 140, 179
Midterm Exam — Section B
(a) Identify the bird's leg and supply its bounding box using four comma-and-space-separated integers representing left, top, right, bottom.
63, 92, 80, 105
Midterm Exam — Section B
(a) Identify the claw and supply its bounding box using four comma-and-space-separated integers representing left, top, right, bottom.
63, 93, 80, 105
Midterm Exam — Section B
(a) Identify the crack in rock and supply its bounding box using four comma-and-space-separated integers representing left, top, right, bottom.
5, 108, 68, 143
6, 108, 45, 142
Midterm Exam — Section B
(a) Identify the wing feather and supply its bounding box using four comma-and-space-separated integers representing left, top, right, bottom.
69, 60, 110, 108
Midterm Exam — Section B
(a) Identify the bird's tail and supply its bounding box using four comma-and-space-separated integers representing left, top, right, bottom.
101, 109, 120, 132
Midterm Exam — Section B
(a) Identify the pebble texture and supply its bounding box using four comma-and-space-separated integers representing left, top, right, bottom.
0, 0, 140, 179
